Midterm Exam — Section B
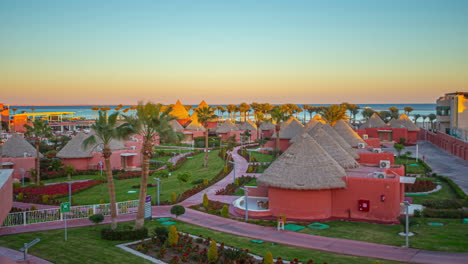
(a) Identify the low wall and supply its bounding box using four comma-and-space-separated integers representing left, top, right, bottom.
364, 138, 381, 148
419, 129, 468, 160
357, 152, 394, 165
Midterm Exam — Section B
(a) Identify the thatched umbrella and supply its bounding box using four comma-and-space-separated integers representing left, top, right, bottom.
169, 100, 190, 120
322, 124, 359, 159
0, 134, 43, 158
388, 113, 420, 131
257, 133, 346, 190
333, 120, 365, 147
360, 113, 386, 129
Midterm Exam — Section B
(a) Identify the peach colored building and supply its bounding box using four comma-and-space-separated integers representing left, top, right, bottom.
0, 169, 13, 226
0, 134, 41, 180
259, 121, 275, 138
56, 132, 142, 170
267, 117, 304, 152
357, 113, 420, 145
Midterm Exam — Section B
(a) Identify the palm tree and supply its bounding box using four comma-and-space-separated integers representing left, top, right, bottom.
238, 103, 251, 122
404, 106, 414, 116
428, 114, 436, 130
253, 112, 265, 139
194, 106, 217, 167
346, 104, 360, 123
24, 120, 53, 185
414, 114, 421, 125
319, 105, 349, 126
83, 110, 130, 230
388, 106, 399, 119
226, 104, 236, 120
305, 106, 318, 121
270, 106, 289, 157
122, 102, 178, 229
378, 111, 392, 123
217, 106, 226, 119
361, 109, 375, 120
422, 115, 428, 129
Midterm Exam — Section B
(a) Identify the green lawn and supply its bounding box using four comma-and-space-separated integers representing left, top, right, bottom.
38, 174, 103, 184
394, 158, 425, 175
61, 150, 224, 205
153, 148, 193, 154
0, 220, 403, 264
233, 178, 258, 196
296, 218, 468, 252
250, 151, 275, 163
409, 177, 458, 204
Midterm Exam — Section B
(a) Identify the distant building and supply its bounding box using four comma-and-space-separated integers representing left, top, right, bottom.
436, 92, 468, 139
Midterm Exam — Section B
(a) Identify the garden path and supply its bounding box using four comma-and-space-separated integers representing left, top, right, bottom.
0, 246, 53, 264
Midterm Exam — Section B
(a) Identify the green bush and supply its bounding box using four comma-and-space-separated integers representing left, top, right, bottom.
13, 183, 21, 189
191, 179, 204, 185
89, 214, 104, 226
221, 205, 229, 217
422, 208, 468, 218
170, 205, 186, 218
101, 226, 148, 241
435, 174, 467, 199
153, 226, 169, 243
422, 199, 467, 209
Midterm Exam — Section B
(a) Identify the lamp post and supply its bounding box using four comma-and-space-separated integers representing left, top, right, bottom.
153, 177, 161, 206
67, 182, 72, 205
240, 187, 249, 221
403, 201, 410, 248
228, 161, 236, 182
416, 144, 419, 162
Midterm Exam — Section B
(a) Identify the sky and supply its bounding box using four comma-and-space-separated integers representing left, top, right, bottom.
1, 0, 467, 105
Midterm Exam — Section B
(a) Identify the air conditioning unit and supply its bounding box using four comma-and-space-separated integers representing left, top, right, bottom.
363, 134, 369, 139
372, 148, 382, 153
357, 143, 366, 149
130, 146, 137, 150
379, 160, 391, 168
373, 172, 386, 179
131, 137, 139, 142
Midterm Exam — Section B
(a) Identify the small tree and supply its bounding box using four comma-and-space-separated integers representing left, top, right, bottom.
264, 252, 274, 264
221, 205, 229, 218
207, 240, 218, 262
170, 205, 186, 218
203, 193, 209, 208
171, 192, 177, 203
394, 143, 405, 158
176, 172, 191, 192
89, 214, 104, 229
153, 226, 169, 244
168, 225, 179, 246
64, 165, 75, 181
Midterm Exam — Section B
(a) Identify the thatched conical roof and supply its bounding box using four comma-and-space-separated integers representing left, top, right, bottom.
309, 127, 359, 169
169, 119, 184, 132
259, 121, 275, 130
388, 114, 420, 131
257, 133, 346, 190
305, 118, 319, 129
272, 117, 304, 139
196, 100, 209, 109
238, 120, 257, 131
313, 114, 326, 124
322, 124, 359, 159
216, 120, 239, 133
169, 100, 190, 120
185, 113, 206, 131
0, 134, 42, 158
56, 132, 126, 159
360, 113, 386, 129
333, 120, 365, 147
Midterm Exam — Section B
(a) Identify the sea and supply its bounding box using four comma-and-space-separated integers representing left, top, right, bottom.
8, 103, 436, 122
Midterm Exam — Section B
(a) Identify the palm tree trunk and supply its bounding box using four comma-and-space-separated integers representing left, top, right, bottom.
103, 145, 118, 230
275, 125, 281, 158
203, 130, 209, 167
35, 140, 40, 185
135, 143, 151, 229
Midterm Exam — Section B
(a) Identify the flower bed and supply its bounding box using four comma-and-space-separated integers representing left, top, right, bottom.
215, 176, 255, 195
14, 180, 103, 204
189, 200, 228, 216
128, 229, 319, 264
405, 179, 437, 193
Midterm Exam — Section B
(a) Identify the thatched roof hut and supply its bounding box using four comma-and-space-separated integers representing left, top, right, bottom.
169, 100, 190, 120
360, 113, 386, 129
257, 133, 346, 190
169, 119, 184, 132
322, 124, 359, 159
238, 120, 257, 131
56, 132, 126, 159
0, 134, 43, 158
388, 114, 420, 131
196, 100, 209, 109
216, 120, 239, 133
272, 117, 304, 139
259, 121, 275, 130
333, 120, 365, 147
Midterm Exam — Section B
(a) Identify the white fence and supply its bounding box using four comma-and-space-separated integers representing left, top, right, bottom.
1, 200, 139, 228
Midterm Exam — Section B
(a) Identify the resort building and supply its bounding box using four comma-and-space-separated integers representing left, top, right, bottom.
237, 120, 258, 142
0, 134, 41, 180
216, 120, 241, 142
0, 169, 13, 226
236, 133, 409, 223
333, 120, 366, 148
259, 121, 275, 138
56, 132, 142, 170
268, 117, 304, 152
436, 92, 468, 139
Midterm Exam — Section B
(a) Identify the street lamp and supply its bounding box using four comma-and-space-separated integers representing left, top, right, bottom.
67, 182, 72, 205
228, 161, 236, 182
153, 177, 161, 206
240, 187, 249, 221
403, 201, 411, 248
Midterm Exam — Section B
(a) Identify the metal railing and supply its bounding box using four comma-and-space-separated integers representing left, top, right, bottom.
2, 200, 139, 228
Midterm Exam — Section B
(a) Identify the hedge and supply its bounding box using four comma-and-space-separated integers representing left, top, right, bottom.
422, 199, 467, 209
422, 208, 468, 219
434, 174, 467, 199
101, 227, 148, 241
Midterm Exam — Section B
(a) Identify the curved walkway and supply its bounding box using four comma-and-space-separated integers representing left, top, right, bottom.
0, 246, 53, 264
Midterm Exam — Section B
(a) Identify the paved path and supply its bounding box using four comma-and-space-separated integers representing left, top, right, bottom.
384, 140, 468, 193
0, 247, 53, 264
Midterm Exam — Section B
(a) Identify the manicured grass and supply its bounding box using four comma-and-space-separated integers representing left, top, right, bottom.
410, 177, 458, 204
394, 158, 425, 175
60, 150, 224, 205
250, 152, 275, 163
296, 218, 468, 252
157, 142, 193, 147
0, 220, 402, 264
41, 174, 103, 184
153, 148, 193, 154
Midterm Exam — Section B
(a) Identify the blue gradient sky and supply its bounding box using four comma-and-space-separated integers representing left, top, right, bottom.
1, 0, 467, 104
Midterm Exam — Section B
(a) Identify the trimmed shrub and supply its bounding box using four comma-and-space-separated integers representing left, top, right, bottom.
203, 193, 209, 208
207, 240, 218, 262
423, 199, 467, 209
101, 227, 148, 241
203, 178, 209, 186
170, 205, 185, 218
153, 226, 169, 244
422, 208, 468, 218
13, 183, 21, 189
41, 195, 49, 204
435, 174, 467, 199
264, 252, 274, 264
168, 225, 179, 246
221, 205, 229, 218
89, 214, 104, 226
191, 179, 204, 185
171, 192, 177, 204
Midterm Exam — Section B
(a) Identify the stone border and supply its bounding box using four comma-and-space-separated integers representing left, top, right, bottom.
407, 184, 442, 195
117, 231, 298, 264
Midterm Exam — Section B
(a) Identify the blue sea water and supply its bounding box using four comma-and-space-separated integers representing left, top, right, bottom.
9, 103, 436, 122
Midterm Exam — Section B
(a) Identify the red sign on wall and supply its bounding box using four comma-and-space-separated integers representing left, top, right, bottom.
358, 200, 370, 212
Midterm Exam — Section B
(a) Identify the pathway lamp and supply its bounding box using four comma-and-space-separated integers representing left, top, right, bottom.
228, 161, 236, 182
240, 187, 249, 222
153, 177, 161, 206
403, 201, 411, 248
